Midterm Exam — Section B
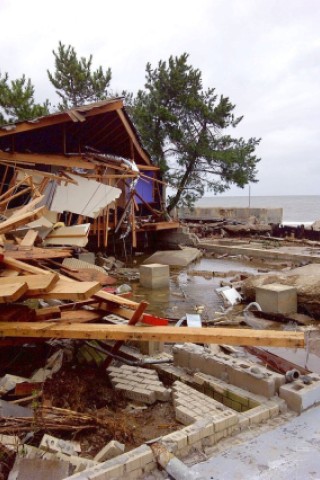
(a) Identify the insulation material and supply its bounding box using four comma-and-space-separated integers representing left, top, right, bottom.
50, 174, 121, 218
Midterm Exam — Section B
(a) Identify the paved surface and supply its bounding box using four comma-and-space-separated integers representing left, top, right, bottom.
191, 405, 320, 479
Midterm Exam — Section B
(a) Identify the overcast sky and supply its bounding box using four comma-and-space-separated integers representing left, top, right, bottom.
1, 0, 319, 196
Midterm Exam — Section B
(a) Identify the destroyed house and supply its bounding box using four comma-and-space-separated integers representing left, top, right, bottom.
0, 98, 179, 250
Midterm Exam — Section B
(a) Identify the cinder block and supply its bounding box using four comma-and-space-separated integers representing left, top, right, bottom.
279, 376, 320, 413
175, 405, 196, 425
139, 264, 170, 288
94, 440, 125, 462
39, 433, 81, 456
124, 445, 154, 472
162, 430, 188, 450
256, 283, 297, 314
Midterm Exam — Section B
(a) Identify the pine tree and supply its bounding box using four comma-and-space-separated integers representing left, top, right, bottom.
0, 72, 50, 125
132, 53, 260, 213
47, 42, 112, 109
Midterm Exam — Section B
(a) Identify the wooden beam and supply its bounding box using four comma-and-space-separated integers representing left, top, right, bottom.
2, 256, 51, 275
10, 196, 44, 218
94, 290, 140, 310
0, 100, 124, 138
0, 152, 95, 170
0, 283, 28, 303
26, 279, 101, 301
0, 273, 58, 295
116, 109, 151, 165
0, 206, 45, 235
4, 247, 73, 261
0, 323, 305, 347
19, 230, 38, 248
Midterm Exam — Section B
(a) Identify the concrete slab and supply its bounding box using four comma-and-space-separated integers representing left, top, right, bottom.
191, 405, 320, 479
143, 248, 201, 267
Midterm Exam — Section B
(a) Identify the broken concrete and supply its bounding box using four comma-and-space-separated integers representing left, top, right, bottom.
143, 247, 202, 267
242, 263, 320, 318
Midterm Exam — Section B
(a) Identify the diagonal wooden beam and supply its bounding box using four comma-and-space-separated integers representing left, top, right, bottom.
116, 109, 151, 165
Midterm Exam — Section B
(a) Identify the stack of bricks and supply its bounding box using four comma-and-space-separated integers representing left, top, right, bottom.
107, 365, 171, 404
63, 444, 156, 480
173, 381, 237, 426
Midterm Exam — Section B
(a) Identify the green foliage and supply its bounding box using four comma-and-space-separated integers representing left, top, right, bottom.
47, 42, 112, 109
0, 72, 50, 125
132, 53, 260, 213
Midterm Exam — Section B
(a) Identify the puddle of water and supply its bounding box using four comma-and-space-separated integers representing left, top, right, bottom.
128, 254, 320, 371
130, 255, 260, 321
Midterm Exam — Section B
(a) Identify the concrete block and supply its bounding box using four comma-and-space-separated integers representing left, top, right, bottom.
279, 376, 320, 413
175, 405, 196, 425
255, 283, 297, 314
39, 434, 81, 457
143, 461, 157, 474
162, 430, 188, 450
124, 445, 154, 472
139, 264, 169, 288
94, 440, 125, 462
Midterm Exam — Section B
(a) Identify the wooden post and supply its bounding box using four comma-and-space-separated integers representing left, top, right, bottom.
104, 206, 110, 247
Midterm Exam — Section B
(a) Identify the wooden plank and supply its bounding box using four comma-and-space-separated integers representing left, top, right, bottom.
20, 230, 38, 248
0, 273, 58, 295
0, 282, 28, 303
35, 306, 61, 320
94, 290, 140, 310
10, 196, 44, 218
0, 269, 20, 277
0, 323, 305, 347
139, 221, 180, 231
60, 310, 105, 323
2, 256, 53, 275
0, 152, 95, 170
26, 279, 101, 300
4, 247, 72, 260
0, 175, 32, 202
0, 206, 45, 235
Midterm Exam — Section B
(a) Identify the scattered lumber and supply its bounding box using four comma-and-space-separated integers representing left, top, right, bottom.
0, 323, 305, 347
0, 206, 45, 235
0, 273, 58, 295
26, 279, 101, 301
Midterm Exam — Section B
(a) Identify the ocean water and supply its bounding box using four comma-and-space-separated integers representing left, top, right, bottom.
196, 196, 320, 223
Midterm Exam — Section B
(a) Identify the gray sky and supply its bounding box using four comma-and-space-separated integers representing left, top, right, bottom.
1, 0, 319, 196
